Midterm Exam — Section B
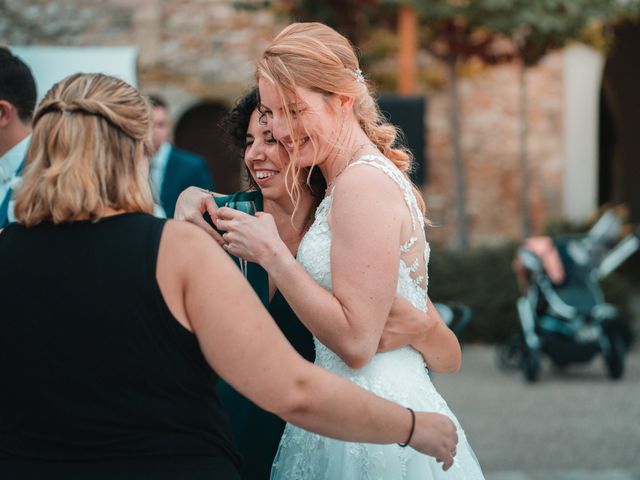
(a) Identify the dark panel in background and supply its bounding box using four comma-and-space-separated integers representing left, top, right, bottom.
174, 101, 240, 193
377, 95, 427, 185
174, 96, 428, 192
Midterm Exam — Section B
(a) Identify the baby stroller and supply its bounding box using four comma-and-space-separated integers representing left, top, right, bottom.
434, 302, 472, 340
500, 208, 639, 382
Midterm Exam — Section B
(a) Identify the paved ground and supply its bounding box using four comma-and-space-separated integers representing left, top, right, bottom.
431, 343, 640, 480
486, 471, 640, 480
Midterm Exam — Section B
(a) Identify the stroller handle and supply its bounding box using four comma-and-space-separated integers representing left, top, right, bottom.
518, 246, 545, 273
597, 232, 640, 279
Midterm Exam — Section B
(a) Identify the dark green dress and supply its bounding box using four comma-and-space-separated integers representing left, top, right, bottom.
211, 191, 315, 480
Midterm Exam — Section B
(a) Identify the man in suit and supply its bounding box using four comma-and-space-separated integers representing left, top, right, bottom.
0, 47, 36, 228
148, 95, 215, 218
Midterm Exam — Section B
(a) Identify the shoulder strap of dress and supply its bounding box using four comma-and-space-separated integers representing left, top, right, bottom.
346, 154, 423, 231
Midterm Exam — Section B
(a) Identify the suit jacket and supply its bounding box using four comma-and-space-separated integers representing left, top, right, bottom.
0, 193, 12, 228
0, 161, 25, 229
160, 146, 215, 218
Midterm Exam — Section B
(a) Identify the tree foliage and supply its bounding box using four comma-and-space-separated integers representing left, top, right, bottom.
482, 0, 640, 65
236, 0, 640, 65
384, 0, 640, 65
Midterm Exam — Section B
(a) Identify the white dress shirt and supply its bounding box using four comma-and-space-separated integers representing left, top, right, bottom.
0, 134, 31, 223
149, 142, 171, 218
149, 142, 171, 201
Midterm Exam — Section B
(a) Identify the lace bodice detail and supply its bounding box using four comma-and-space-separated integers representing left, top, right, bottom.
298, 154, 430, 314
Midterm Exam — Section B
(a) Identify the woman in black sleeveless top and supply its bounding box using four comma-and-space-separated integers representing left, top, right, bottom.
0, 73, 458, 479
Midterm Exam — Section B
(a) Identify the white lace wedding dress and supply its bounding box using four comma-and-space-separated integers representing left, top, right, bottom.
270, 155, 485, 480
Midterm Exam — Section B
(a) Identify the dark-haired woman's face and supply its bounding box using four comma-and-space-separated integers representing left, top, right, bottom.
244, 110, 291, 203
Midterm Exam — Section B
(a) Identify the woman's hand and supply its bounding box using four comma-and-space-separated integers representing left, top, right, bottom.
412, 411, 458, 471
216, 207, 289, 265
377, 295, 437, 353
378, 297, 462, 373
174, 186, 223, 245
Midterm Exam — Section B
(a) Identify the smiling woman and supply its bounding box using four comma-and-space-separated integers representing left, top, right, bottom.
215, 22, 484, 479
244, 109, 304, 207
176, 88, 324, 479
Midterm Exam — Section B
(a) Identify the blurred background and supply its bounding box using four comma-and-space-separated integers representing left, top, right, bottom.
2, 1, 639, 478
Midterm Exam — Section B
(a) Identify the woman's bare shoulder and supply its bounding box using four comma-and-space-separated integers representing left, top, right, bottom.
160, 219, 226, 263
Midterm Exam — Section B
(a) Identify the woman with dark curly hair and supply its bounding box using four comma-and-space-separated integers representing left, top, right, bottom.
182, 88, 324, 479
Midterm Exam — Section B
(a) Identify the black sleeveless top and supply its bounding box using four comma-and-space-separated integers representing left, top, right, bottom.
0, 213, 241, 479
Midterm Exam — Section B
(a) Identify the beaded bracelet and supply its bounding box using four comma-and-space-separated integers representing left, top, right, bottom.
398, 407, 416, 448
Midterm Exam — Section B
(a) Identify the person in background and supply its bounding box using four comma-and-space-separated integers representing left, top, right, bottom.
148, 94, 215, 217
0, 46, 36, 228
0, 72, 458, 480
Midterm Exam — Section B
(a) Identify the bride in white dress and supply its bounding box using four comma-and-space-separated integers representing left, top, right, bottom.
216, 22, 485, 480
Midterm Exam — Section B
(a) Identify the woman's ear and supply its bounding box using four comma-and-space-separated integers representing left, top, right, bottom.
0, 100, 15, 128
337, 95, 355, 115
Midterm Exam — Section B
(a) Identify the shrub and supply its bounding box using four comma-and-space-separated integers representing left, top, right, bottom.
429, 243, 520, 344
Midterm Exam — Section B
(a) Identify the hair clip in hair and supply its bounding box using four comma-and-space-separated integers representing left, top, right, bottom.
353, 68, 365, 84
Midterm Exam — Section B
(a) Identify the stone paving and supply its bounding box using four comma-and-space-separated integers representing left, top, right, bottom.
431, 343, 640, 480
486, 470, 640, 480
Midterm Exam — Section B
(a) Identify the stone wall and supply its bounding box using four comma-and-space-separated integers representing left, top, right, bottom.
1, 0, 567, 248
0, 0, 285, 115
424, 53, 565, 248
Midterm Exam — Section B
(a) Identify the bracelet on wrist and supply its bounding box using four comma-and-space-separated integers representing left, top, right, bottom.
398, 407, 416, 448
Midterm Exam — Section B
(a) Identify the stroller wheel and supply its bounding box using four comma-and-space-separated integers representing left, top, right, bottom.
522, 348, 541, 383
603, 332, 626, 380
496, 333, 524, 372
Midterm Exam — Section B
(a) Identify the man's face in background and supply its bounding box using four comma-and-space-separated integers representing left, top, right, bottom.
151, 106, 171, 153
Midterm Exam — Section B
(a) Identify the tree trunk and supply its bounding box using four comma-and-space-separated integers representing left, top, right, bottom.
397, 4, 417, 95
518, 58, 532, 238
447, 55, 469, 251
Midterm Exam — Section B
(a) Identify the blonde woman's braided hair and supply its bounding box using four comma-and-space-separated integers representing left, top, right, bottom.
15, 73, 154, 225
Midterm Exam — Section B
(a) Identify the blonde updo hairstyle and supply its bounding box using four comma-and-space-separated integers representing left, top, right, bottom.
14, 73, 154, 226
257, 22, 425, 214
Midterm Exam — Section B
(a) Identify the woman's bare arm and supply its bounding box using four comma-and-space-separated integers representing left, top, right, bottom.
156, 220, 457, 469
217, 165, 405, 368
379, 296, 462, 373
